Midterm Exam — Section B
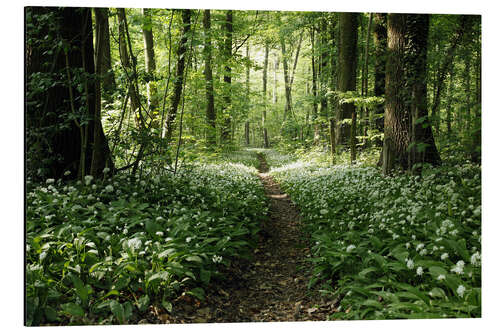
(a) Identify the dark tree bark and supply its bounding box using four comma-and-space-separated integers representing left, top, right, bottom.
203, 9, 216, 146
220, 10, 233, 144
407, 14, 441, 172
165, 9, 191, 142
336, 13, 358, 159
26, 7, 112, 180
94, 8, 115, 95
262, 42, 270, 148
383, 14, 440, 175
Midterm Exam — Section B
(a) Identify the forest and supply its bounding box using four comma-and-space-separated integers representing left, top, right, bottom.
25, 6, 481, 325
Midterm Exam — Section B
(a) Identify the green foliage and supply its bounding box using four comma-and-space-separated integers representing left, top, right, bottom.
26, 154, 267, 325
271, 157, 481, 319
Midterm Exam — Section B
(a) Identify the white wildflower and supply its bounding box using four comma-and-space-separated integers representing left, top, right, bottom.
186, 237, 192, 243
416, 266, 424, 276
156, 231, 164, 237
84, 175, 93, 185
46, 178, 55, 184
437, 274, 446, 281
470, 252, 481, 267
346, 245, 356, 253
105, 185, 114, 193
441, 253, 449, 260
456, 285, 466, 298
416, 243, 425, 251
407, 259, 415, 270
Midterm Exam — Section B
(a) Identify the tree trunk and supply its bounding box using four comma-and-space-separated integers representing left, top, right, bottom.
142, 8, 158, 115
117, 8, 140, 122
203, 9, 216, 146
383, 14, 440, 175
319, 18, 329, 138
383, 14, 410, 174
310, 28, 320, 143
220, 10, 233, 144
262, 42, 270, 148
26, 7, 112, 180
373, 13, 387, 147
407, 14, 441, 172
93, 8, 115, 95
164, 9, 191, 142
92, 7, 114, 176
336, 13, 358, 156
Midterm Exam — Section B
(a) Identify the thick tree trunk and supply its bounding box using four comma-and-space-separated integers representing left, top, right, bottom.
26, 7, 112, 179
407, 14, 441, 172
336, 13, 358, 155
383, 14, 440, 175
383, 14, 410, 174
92, 7, 114, 176
262, 42, 270, 148
203, 9, 216, 146
221, 10, 233, 144
164, 9, 191, 142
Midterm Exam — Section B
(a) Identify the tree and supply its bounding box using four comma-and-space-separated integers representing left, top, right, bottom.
142, 8, 158, 116
262, 42, 270, 148
336, 13, 358, 161
93, 8, 115, 95
164, 9, 191, 142
26, 7, 113, 180
220, 10, 233, 144
373, 13, 387, 146
382, 14, 440, 175
203, 9, 216, 147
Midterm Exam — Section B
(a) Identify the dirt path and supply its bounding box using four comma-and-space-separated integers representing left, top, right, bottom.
159, 153, 335, 323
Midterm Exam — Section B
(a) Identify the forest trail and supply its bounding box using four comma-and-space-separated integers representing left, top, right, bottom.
161, 153, 336, 323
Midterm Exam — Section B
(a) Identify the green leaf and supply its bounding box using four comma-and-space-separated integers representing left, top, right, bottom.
185, 255, 203, 263
110, 300, 126, 324
60, 303, 85, 317
44, 306, 59, 322
200, 269, 211, 284
70, 274, 88, 304
186, 287, 205, 301
162, 299, 173, 312
137, 295, 150, 312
